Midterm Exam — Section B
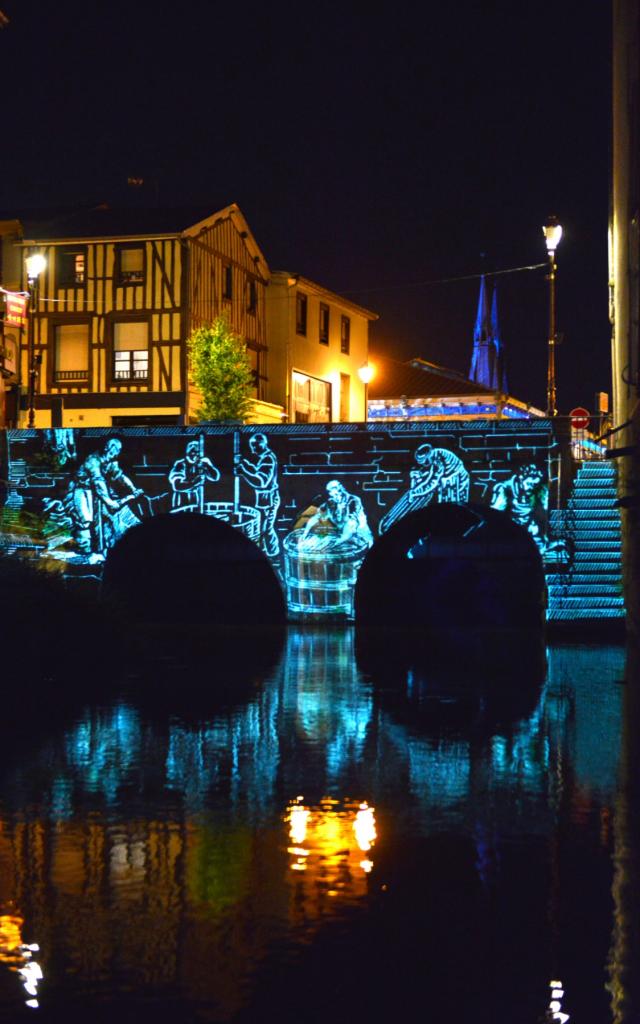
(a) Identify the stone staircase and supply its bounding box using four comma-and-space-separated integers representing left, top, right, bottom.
546, 460, 626, 623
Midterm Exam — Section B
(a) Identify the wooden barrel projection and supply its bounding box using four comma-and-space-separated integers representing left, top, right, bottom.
284, 528, 369, 618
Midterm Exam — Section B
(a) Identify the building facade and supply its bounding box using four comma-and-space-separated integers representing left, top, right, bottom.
1, 204, 280, 428
1, 209, 376, 429
266, 271, 376, 423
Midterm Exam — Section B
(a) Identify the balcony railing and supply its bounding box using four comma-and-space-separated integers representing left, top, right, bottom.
54, 369, 89, 383
114, 368, 149, 381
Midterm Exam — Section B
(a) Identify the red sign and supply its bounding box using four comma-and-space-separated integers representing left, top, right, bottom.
570, 406, 590, 430
4, 292, 28, 329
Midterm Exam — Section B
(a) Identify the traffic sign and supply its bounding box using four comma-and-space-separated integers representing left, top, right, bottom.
570, 407, 590, 430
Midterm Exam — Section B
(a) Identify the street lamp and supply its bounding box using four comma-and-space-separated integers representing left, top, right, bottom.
25, 252, 47, 428
358, 363, 375, 421
542, 216, 562, 417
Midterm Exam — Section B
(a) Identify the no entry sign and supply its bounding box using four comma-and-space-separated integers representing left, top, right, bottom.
570, 407, 590, 430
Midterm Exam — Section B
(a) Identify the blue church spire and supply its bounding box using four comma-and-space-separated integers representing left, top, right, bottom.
469, 276, 508, 393
469, 274, 492, 387
490, 284, 508, 393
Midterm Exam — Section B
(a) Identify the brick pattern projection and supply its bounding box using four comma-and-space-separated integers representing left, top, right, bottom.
0, 423, 625, 623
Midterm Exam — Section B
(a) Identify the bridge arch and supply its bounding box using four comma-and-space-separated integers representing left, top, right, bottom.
101, 512, 286, 626
354, 502, 545, 630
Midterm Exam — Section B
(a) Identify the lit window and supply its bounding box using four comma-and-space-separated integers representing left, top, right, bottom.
113, 321, 149, 381
54, 323, 89, 382
117, 246, 144, 285
292, 371, 331, 422
296, 292, 307, 335
57, 247, 86, 288
319, 303, 329, 345
340, 315, 350, 355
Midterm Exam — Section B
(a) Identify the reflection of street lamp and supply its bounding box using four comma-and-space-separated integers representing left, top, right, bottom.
542, 216, 562, 417
25, 253, 47, 429
357, 363, 375, 421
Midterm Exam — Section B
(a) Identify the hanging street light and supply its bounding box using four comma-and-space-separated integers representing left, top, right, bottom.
542, 216, 562, 417
358, 363, 375, 421
25, 252, 47, 429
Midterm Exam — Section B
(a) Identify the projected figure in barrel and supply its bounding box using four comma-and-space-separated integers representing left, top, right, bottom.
169, 439, 220, 511
234, 433, 280, 560
490, 462, 549, 553
285, 480, 373, 617
380, 443, 470, 533
68, 438, 144, 563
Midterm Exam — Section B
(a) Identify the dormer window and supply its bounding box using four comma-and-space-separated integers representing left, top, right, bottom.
116, 245, 144, 285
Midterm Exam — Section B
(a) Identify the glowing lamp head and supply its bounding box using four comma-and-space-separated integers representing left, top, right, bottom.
542, 217, 563, 254
25, 253, 47, 282
358, 363, 375, 385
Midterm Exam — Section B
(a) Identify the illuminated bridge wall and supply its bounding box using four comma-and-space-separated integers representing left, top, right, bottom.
0, 422, 623, 624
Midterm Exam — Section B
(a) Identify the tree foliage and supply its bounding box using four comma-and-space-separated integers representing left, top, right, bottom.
188, 317, 255, 422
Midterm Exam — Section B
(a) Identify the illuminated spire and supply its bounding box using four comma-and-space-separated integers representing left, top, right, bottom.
469, 275, 492, 387
470, 276, 508, 393
490, 284, 508, 393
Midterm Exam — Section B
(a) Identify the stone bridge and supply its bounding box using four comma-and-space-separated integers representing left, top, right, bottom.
0, 422, 624, 626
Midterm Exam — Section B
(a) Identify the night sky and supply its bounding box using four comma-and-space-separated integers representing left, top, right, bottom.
0, 2, 611, 414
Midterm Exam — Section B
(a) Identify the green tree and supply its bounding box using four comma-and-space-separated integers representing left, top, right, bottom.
188, 317, 255, 422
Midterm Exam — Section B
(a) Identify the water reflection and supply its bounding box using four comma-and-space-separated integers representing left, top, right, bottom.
0, 629, 629, 1021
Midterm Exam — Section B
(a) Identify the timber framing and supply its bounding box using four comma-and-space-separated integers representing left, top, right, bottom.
12, 203, 271, 426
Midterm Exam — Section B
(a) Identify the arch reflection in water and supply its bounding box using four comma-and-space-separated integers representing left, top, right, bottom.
0, 634, 627, 1021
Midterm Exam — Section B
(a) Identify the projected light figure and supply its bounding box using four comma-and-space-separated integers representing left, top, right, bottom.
168, 438, 220, 510
285, 480, 373, 617
490, 462, 549, 553
379, 443, 470, 533
170, 435, 261, 542
45, 437, 145, 564
234, 433, 281, 560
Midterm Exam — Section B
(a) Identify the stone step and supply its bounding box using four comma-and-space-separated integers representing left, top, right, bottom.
546, 572, 623, 586
573, 556, 622, 569
569, 536, 618, 544
568, 499, 618, 510
548, 607, 626, 621
547, 595, 626, 609
548, 584, 623, 597
573, 489, 618, 501
574, 540, 622, 552
564, 508, 620, 519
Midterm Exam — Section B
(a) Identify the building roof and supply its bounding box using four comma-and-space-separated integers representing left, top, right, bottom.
270, 270, 378, 320
369, 355, 497, 401
8, 204, 221, 241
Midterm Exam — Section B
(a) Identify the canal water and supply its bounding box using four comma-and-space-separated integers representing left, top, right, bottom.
0, 630, 635, 1023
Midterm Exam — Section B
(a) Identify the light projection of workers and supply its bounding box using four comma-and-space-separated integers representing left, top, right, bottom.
284, 480, 373, 617
380, 443, 470, 533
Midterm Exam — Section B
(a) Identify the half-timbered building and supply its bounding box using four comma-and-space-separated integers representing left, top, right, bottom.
9, 203, 277, 427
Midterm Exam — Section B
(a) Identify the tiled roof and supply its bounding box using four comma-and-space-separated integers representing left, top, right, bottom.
369, 355, 497, 400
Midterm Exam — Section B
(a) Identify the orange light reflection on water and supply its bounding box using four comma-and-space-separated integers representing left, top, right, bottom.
0, 912, 43, 1009
285, 797, 377, 909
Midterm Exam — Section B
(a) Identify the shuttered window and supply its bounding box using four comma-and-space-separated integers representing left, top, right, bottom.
54, 323, 89, 382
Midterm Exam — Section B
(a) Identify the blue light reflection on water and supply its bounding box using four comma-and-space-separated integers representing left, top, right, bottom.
0, 632, 629, 1023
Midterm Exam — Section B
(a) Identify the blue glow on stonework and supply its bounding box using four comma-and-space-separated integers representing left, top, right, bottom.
0, 425, 625, 624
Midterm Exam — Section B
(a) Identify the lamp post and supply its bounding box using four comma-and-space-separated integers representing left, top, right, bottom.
25, 252, 46, 429
542, 216, 562, 418
358, 363, 375, 421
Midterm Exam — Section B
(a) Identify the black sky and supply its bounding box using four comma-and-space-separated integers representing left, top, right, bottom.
0, 2, 612, 413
